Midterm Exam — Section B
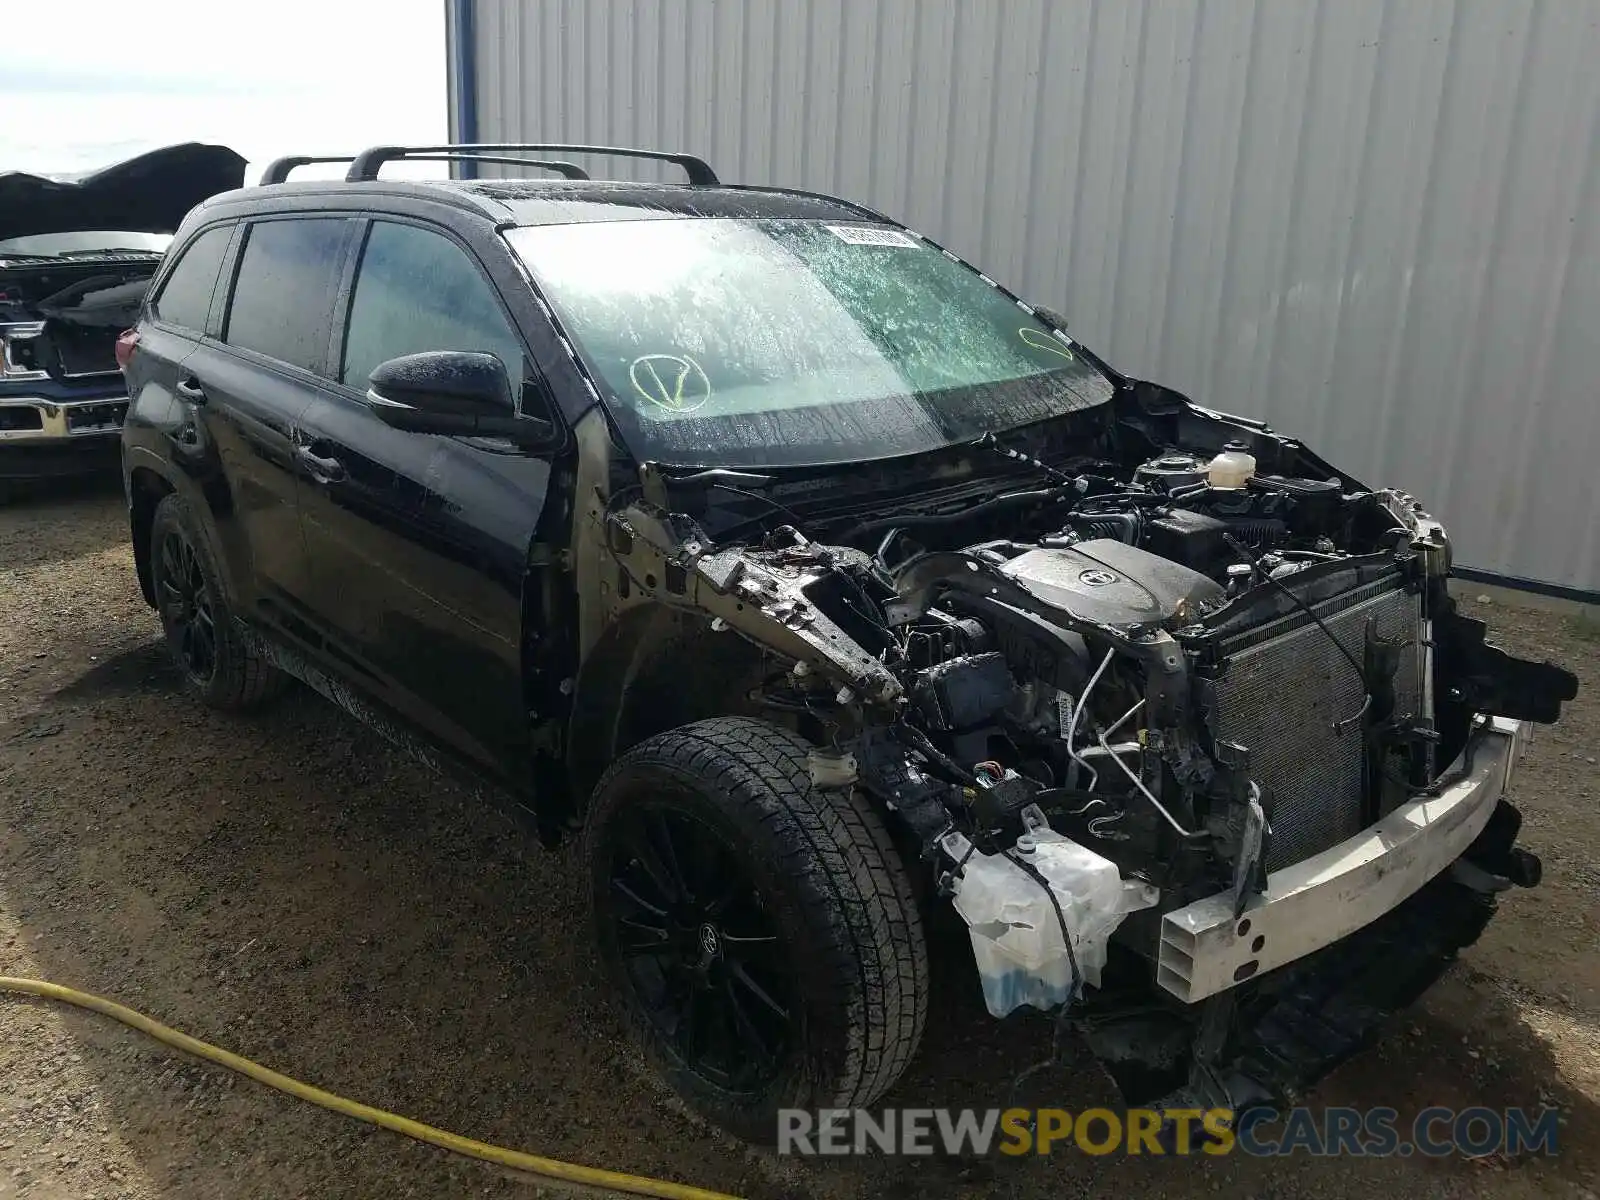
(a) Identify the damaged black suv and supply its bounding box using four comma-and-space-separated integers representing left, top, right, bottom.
121, 144, 1577, 1143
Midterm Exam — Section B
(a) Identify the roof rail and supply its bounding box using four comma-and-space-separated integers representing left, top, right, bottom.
259, 156, 356, 186
345, 143, 719, 185
260, 153, 593, 186
388, 155, 592, 179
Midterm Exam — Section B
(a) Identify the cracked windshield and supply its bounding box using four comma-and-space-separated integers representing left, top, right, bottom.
507, 218, 1113, 467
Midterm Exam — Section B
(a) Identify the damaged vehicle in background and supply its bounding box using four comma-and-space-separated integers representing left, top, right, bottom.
119, 144, 1578, 1145
0, 143, 243, 496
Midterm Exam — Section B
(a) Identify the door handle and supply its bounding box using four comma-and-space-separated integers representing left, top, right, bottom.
294, 445, 346, 483
175, 376, 206, 404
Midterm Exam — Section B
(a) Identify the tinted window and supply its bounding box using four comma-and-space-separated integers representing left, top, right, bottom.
341, 221, 525, 395
152, 226, 230, 331
225, 218, 349, 373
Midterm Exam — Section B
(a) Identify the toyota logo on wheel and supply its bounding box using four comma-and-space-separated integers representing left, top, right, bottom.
697, 923, 721, 960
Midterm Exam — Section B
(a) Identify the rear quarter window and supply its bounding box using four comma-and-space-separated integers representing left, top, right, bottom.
151, 225, 231, 332
224, 218, 350, 374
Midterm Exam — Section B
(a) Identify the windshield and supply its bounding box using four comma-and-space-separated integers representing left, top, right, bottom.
505, 218, 1113, 468
0, 231, 171, 257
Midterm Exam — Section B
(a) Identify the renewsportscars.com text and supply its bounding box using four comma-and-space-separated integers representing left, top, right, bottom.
777, 1106, 1559, 1158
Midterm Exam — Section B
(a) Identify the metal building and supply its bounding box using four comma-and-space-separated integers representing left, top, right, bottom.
446, 0, 1600, 598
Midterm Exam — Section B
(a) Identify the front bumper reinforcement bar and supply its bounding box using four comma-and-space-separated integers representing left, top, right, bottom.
1157, 717, 1524, 1003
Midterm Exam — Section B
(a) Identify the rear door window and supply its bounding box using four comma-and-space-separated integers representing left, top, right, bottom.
151, 225, 231, 332
224, 218, 350, 374
339, 220, 526, 394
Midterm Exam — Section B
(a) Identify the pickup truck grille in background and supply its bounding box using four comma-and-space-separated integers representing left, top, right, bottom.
1210, 575, 1424, 872
65, 400, 127, 435
0, 406, 44, 434
0, 397, 127, 441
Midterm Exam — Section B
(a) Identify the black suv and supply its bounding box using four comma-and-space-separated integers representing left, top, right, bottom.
122, 144, 1574, 1143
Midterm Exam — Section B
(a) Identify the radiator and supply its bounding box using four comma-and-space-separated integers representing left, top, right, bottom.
1210, 575, 1425, 872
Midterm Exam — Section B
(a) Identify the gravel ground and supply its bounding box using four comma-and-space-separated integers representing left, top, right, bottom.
1, 481, 1598, 1200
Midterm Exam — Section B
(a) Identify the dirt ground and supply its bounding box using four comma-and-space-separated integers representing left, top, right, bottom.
1, 480, 1597, 1200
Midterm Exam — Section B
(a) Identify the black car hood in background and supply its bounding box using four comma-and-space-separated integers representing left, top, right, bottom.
0, 143, 246, 241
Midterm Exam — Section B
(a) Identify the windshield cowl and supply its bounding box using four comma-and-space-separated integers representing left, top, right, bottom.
644, 411, 1104, 545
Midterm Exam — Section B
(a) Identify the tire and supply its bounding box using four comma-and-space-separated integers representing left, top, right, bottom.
584, 717, 928, 1144
149, 492, 286, 711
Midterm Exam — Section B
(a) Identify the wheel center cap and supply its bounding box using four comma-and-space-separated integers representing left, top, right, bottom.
696, 923, 721, 962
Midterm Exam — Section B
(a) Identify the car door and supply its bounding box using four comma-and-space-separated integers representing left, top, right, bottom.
125, 221, 239, 549
294, 217, 555, 779
129, 222, 232, 405
186, 215, 356, 622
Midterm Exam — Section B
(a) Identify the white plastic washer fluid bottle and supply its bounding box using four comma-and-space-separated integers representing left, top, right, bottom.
1206, 440, 1257, 489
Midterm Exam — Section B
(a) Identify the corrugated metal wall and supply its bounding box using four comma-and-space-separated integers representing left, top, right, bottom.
457, 0, 1600, 593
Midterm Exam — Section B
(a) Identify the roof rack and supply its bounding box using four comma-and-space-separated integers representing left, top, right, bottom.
259, 156, 356, 186
259, 152, 594, 186
344, 143, 719, 185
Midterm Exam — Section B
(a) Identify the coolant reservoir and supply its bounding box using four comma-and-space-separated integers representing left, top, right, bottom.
942, 808, 1156, 1017
1206, 441, 1257, 489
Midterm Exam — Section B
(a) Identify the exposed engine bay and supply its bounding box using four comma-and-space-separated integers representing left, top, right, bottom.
1, 261, 158, 379
1, 143, 246, 380
594, 385, 1577, 1107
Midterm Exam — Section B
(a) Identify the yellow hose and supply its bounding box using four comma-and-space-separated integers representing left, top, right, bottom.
0, 976, 744, 1200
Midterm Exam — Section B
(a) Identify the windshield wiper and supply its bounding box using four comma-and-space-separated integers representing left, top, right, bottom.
968, 431, 1076, 487
837, 484, 1069, 544
663, 467, 776, 488
647, 465, 805, 541
55, 247, 163, 258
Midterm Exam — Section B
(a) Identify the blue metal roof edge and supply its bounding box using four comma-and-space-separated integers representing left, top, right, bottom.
446, 0, 480, 180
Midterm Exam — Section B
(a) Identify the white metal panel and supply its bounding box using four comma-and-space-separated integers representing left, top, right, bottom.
460, 0, 1600, 592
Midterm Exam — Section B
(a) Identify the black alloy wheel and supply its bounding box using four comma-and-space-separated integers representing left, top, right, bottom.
603, 801, 797, 1093
157, 525, 217, 683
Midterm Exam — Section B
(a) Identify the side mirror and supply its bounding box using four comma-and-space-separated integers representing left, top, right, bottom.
366, 351, 560, 448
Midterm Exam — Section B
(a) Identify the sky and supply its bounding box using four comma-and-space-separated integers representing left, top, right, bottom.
2, 0, 447, 183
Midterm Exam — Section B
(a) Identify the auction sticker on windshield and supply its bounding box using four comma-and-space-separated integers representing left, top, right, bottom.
825, 225, 920, 248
